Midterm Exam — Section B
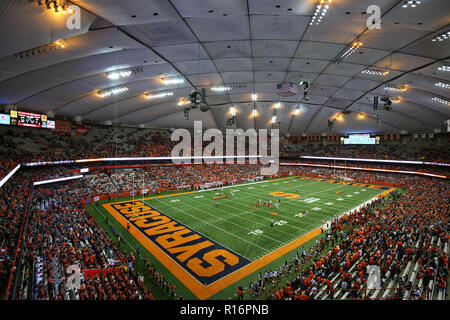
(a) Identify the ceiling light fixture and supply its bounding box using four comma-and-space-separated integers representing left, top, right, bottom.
251, 94, 258, 101
294, 107, 301, 115
361, 67, 390, 76
335, 40, 362, 63
145, 92, 173, 100
391, 97, 402, 103
437, 65, 450, 72
14, 39, 66, 58
97, 87, 129, 98
275, 103, 281, 109
230, 107, 237, 116
385, 84, 407, 92
402, 0, 422, 8
435, 81, 450, 89
211, 86, 231, 92
37, 1, 72, 14
310, 0, 332, 26
177, 99, 191, 106
162, 78, 185, 85
271, 115, 277, 124
432, 30, 450, 42
432, 96, 449, 105
252, 108, 258, 117
107, 70, 132, 80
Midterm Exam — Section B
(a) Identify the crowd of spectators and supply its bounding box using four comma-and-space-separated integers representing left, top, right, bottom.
0, 123, 448, 300
281, 141, 450, 163
1, 124, 449, 182
13, 181, 152, 300
240, 175, 449, 300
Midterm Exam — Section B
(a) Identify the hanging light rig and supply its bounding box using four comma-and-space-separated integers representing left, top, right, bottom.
14, 40, 66, 58
310, 0, 332, 26
36, 1, 74, 14
335, 39, 363, 63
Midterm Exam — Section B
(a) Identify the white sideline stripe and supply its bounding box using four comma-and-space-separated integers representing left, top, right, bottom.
0, 164, 20, 188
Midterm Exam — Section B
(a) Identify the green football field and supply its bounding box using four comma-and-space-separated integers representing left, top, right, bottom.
140, 176, 385, 260
88, 176, 391, 299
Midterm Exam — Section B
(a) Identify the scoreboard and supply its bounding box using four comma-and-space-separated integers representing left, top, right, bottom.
343, 134, 379, 145
9, 110, 52, 129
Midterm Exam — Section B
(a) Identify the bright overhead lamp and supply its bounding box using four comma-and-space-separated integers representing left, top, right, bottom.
271, 116, 277, 124
310, 0, 332, 26
162, 78, 185, 85
342, 40, 362, 58
252, 109, 258, 117
294, 108, 301, 115
251, 94, 258, 101
435, 82, 450, 89
230, 107, 237, 116
14, 39, 67, 59
177, 99, 190, 106
97, 87, 129, 98
437, 65, 450, 72
335, 114, 344, 121
274, 103, 281, 109
357, 113, 365, 119
211, 86, 231, 92
145, 92, 173, 100
385, 84, 407, 92
361, 68, 389, 76
335, 40, 362, 62
432, 30, 450, 42
55, 40, 65, 49
107, 70, 132, 80
391, 97, 402, 104
402, 0, 423, 8
432, 96, 449, 105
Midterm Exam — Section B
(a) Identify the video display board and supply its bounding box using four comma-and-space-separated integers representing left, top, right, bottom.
7, 110, 54, 129
343, 134, 379, 145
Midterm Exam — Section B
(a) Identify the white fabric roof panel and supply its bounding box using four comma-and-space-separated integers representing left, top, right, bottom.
0, 0, 447, 135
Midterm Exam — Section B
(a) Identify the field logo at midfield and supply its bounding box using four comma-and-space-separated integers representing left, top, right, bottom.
110, 201, 251, 286
269, 191, 300, 199
171, 121, 279, 176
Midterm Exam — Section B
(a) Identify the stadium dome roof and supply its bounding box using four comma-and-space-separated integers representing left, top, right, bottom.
0, 0, 449, 135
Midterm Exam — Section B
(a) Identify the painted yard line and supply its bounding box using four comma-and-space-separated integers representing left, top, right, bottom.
180, 178, 380, 242
157, 195, 287, 247
188, 183, 325, 229
185, 195, 309, 236
223, 181, 382, 226
151, 197, 271, 256
153, 195, 309, 261
200, 190, 316, 231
